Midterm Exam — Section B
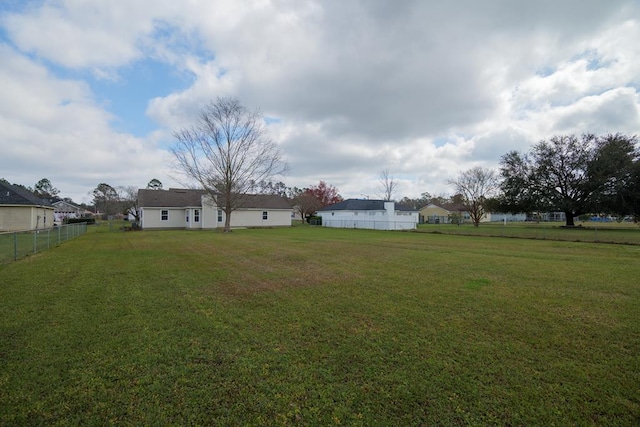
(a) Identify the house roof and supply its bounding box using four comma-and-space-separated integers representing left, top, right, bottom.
138, 188, 292, 210
52, 200, 82, 209
422, 202, 467, 212
318, 199, 417, 212
218, 194, 293, 210
0, 181, 51, 206
138, 188, 207, 207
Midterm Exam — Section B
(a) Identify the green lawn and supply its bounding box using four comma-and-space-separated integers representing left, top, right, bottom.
417, 220, 640, 244
1, 227, 639, 425
0, 224, 89, 265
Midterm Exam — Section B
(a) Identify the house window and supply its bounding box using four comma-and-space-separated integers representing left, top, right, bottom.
217, 209, 223, 222
186, 213, 189, 222
262, 211, 268, 220
161, 210, 168, 221
194, 209, 200, 222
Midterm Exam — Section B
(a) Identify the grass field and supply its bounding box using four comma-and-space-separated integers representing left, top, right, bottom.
1, 226, 639, 425
0, 223, 88, 265
417, 220, 640, 244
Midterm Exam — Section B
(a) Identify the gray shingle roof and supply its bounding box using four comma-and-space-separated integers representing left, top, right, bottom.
425, 202, 467, 212
219, 194, 293, 210
0, 181, 51, 206
138, 189, 292, 210
318, 199, 417, 212
138, 189, 207, 207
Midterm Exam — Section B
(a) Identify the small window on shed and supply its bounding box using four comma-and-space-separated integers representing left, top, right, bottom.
161, 210, 168, 221
262, 211, 268, 220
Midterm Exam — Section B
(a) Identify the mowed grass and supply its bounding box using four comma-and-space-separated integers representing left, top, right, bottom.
417, 221, 640, 244
1, 227, 639, 425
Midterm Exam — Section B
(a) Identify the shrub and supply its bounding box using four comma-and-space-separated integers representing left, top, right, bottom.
64, 217, 96, 225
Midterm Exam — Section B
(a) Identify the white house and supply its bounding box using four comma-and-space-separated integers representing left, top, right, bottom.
317, 199, 419, 230
52, 200, 87, 223
137, 188, 292, 230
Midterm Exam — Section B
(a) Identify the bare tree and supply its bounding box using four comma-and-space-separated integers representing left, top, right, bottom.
378, 169, 398, 201
448, 167, 498, 227
292, 190, 324, 223
171, 97, 288, 232
118, 186, 140, 225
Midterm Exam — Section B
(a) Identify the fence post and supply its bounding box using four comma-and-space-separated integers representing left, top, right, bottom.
33, 230, 37, 254
14, 232, 17, 261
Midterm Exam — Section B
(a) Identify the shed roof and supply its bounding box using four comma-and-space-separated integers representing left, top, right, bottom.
0, 181, 51, 206
318, 199, 417, 212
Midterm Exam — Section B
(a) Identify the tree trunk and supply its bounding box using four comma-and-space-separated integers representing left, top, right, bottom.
224, 208, 232, 232
565, 211, 576, 227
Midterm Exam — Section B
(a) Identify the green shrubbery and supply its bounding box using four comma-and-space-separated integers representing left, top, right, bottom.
64, 217, 96, 225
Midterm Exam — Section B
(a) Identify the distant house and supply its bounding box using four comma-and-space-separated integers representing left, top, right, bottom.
317, 199, 419, 230
419, 203, 470, 224
137, 188, 292, 230
52, 200, 87, 223
481, 212, 527, 223
0, 181, 55, 232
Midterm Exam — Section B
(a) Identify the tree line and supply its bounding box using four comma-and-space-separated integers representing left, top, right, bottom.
0, 177, 165, 221
449, 133, 639, 227
170, 97, 640, 230
8, 97, 637, 231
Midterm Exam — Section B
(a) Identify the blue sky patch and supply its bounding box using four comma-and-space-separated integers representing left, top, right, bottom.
535, 66, 555, 77
264, 116, 282, 125
93, 60, 194, 135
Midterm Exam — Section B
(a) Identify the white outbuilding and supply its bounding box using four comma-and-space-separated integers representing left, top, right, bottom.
317, 199, 419, 230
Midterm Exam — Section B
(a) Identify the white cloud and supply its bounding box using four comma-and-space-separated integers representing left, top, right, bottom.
1, 0, 639, 202
0, 43, 179, 203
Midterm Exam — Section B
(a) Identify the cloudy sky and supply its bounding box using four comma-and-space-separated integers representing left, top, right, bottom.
1, 0, 639, 204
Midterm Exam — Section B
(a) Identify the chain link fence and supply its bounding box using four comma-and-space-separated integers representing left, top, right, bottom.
0, 223, 88, 265
415, 223, 640, 245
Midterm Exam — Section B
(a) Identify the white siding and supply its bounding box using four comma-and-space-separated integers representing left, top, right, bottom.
140, 202, 291, 229
481, 212, 527, 222
318, 208, 418, 230
140, 207, 187, 229
227, 209, 291, 227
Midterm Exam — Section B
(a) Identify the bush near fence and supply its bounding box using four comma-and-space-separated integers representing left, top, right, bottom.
0, 223, 88, 265
65, 217, 96, 225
